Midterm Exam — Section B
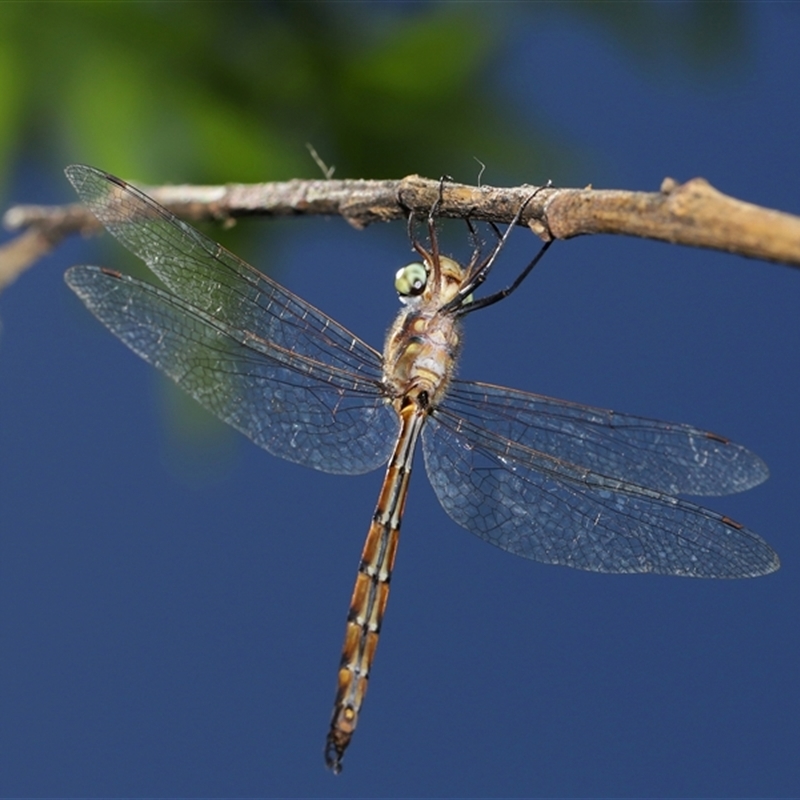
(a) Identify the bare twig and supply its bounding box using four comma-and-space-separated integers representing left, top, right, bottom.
3, 173, 800, 290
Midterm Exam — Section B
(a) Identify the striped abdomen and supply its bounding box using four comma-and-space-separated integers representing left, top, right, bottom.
325, 401, 425, 773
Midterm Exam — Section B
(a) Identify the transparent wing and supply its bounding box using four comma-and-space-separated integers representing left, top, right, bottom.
422, 409, 778, 578
65, 164, 382, 381
446, 380, 768, 496
65, 226, 397, 473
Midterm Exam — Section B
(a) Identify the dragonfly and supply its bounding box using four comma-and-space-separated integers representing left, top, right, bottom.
64, 164, 779, 774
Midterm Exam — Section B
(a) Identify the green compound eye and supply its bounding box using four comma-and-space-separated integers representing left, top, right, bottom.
394, 262, 427, 296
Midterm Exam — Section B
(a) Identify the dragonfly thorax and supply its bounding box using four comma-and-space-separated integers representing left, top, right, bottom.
383, 253, 466, 410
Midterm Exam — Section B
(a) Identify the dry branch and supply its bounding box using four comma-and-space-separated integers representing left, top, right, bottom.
3, 173, 800, 290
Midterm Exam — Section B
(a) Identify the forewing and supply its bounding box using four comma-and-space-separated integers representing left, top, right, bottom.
445, 380, 768, 496
65, 164, 382, 381
66, 266, 397, 474
422, 409, 778, 578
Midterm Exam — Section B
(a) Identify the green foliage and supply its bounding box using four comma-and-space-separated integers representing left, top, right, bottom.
0, 2, 747, 191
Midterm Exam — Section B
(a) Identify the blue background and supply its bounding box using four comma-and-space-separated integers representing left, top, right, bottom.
1, 5, 799, 797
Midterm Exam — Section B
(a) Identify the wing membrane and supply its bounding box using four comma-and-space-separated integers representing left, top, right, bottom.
445, 380, 768, 496
423, 409, 778, 578
66, 265, 396, 474
65, 164, 382, 380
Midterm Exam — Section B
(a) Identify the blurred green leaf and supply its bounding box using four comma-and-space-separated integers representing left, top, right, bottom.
0, 1, 748, 191
0, 21, 24, 191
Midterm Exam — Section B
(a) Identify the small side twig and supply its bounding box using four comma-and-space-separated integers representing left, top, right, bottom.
2, 173, 800, 291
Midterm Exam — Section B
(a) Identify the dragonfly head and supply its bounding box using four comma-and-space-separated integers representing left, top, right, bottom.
395, 254, 470, 308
